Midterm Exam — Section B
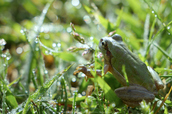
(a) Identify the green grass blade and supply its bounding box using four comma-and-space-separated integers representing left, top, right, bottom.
153, 43, 172, 62
22, 65, 72, 114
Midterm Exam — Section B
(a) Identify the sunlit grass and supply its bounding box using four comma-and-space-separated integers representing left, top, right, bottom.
0, 0, 172, 113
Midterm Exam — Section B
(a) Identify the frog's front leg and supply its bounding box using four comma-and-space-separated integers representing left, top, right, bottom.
73, 65, 102, 78
115, 85, 155, 107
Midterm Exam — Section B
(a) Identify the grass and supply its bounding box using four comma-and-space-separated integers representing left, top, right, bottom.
0, 0, 172, 113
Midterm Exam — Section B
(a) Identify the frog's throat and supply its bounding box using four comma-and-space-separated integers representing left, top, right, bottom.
104, 49, 127, 86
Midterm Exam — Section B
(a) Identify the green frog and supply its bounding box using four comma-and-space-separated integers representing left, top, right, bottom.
75, 34, 164, 107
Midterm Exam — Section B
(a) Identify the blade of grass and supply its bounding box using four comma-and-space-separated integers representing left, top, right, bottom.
22, 65, 72, 114
22, 2, 52, 92
153, 42, 172, 62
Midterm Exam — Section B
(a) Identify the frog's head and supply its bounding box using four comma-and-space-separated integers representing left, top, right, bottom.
99, 34, 123, 52
99, 34, 124, 65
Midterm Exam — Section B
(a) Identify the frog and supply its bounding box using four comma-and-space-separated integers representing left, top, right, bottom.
74, 34, 164, 107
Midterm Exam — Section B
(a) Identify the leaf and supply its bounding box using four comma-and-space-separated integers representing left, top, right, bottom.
98, 15, 115, 32
0, 81, 18, 109
91, 76, 123, 107
83, 5, 93, 14
53, 52, 76, 62
67, 96, 86, 105
83, 4, 116, 33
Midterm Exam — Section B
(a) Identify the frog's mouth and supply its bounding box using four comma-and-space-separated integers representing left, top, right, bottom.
104, 48, 113, 65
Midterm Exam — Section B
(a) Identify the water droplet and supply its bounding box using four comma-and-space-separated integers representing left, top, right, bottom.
44, 34, 50, 39
152, 11, 154, 13
35, 47, 39, 51
32, 70, 36, 74
83, 15, 91, 24
44, 70, 48, 74
6, 56, 11, 60
48, 51, 52, 55
35, 38, 39, 43
52, 43, 57, 48
168, 32, 171, 35
43, 9, 47, 14
66, 27, 72, 33
0, 39, 6, 50
57, 42, 61, 47
16, 47, 23, 54
90, 36, 93, 40
82, 91, 86, 96
0, 39, 6, 46
112, 103, 116, 107
20, 29, 24, 34
57, 82, 60, 86
71, 77, 76, 82
155, 15, 157, 17
81, 73, 86, 77
6, 50, 11, 60
1, 54, 6, 58
45, 50, 48, 54
25, 90, 28, 94
71, 0, 80, 6
167, 26, 171, 29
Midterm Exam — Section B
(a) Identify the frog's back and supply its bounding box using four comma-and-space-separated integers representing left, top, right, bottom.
110, 44, 157, 92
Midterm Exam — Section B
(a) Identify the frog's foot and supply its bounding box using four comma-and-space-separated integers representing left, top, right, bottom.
73, 65, 102, 78
115, 86, 155, 107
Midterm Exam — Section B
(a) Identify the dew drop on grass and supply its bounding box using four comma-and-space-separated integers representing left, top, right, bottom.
44, 70, 48, 74
52, 43, 56, 48
72, 77, 76, 82
20, 29, 24, 34
57, 42, 61, 47
71, 0, 80, 6
6, 56, 11, 61
32, 70, 36, 75
0, 39, 6, 46
66, 27, 72, 33
1, 54, 6, 58
48, 51, 52, 55
81, 73, 86, 77
111, 103, 116, 107
35, 38, 39, 43
45, 50, 48, 54
155, 15, 157, 17
152, 11, 154, 13
82, 91, 86, 96
25, 90, 28, 94
57, 81, 61, 86
43, 9, 47, 14
0, 39, 6, 50
6, 50, 11, 60
44, 34, 50, 39
35, 47, 39, 51
83, 15, 91, 24
90, 36, 93, 40
167, 26, 171, 29
3, 64, 6, 67
16, 47, 23, 54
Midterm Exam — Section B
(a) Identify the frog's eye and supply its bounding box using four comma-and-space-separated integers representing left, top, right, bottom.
101, 40, 108, 49
101, 41, 105, 46
112, 34, 123, 41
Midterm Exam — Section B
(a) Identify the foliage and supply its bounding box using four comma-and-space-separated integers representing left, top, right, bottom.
0, 0, 172, 113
